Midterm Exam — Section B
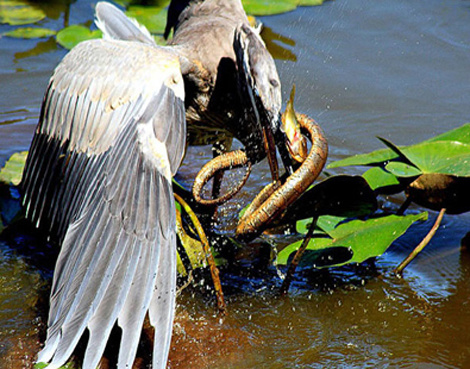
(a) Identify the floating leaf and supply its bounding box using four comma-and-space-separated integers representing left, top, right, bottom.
296, 214, 346, 234
56, 25, 102, 50
3, 26, 56, 38
328, 148, 397, 169
426, 123, 470, 145
362, 167, 402, 192
0, 0, 45, 25
242, 0, 298, 15
385, 161, 422, 178
278, 212, 428, 268
126, 6, 167, 35
298, 0, 324, 5
0, 151, 27, 186
400, 141, 470, 177
329, 123, 470, 169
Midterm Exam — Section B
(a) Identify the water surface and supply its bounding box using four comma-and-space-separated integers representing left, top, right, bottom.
1, 0, 470, 367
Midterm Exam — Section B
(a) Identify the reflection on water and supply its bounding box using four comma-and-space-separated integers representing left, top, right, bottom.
1, 0, 470, 368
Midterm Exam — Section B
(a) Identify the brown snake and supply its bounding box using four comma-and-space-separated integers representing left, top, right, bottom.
192, 113, 328, 242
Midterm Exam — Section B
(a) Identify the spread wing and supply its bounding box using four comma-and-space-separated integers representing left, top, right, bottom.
22, 38, 185, 369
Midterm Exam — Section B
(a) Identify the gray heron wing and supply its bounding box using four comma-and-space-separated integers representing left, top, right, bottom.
21, 38, 185, 241
95, 1, 156, 46
23, 39, 185, 369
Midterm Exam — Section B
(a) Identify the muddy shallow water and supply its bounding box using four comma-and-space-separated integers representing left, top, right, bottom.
1, 0, 470, 368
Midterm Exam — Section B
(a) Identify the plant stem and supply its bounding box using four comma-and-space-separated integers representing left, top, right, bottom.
280, 216, 318, 295
394, 207, 446, 277
174, 193, 226, 314
397, 196, 412, 215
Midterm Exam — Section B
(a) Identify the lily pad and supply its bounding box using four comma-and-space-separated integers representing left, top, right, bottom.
277, 212, 428, 268
426, 123, 470, 145
298, 0, 324, 5
400, 141, 470, 177
385, 161, 422, 178
0, 151, 27, 186
0, 0, 45, 25
329, 123, 470, 169
328, 147, 397, 169
296, 214, 346, 234
362, 166, 401, 192
3, 26, 56, 38
241, 0, 298, 15
126, 6, 167, 35
56, 25, 102, 50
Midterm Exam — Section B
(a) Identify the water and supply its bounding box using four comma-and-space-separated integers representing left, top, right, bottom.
1, 0, 470, 367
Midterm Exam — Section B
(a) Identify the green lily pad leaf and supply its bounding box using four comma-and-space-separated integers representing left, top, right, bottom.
427, 123, 470, 145
242, 0, 298, 15
328, 123, 470, 170
296, 214, 345, 235
283, 175, 377, 221
0, 0, 46, 25
278, 212, 428, 268
298, 0, 324, 5
362, 166, 401, 192
328, 148, 397, 169
401, 141, 470, 177
385, 161, 422, 178
56, 25, 102, 50
0, 151, 27, 186
3, 26, 56, 38
126, 6, 167, 35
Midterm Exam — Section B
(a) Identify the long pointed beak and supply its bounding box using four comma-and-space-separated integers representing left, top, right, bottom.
274, 117, 295, 176
261, 113, 280, 183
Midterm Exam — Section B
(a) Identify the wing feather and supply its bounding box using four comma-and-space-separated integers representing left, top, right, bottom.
23, 37, 186, 369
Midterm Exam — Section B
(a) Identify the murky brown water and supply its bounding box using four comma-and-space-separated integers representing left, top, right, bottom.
1, 0, 470, 368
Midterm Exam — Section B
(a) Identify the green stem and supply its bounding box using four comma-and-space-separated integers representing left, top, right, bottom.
280, 216, 318, 295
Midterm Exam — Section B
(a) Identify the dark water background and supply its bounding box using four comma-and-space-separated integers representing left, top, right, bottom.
1, 0, 470, 367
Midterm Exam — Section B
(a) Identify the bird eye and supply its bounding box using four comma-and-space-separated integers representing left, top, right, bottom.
270, 79, 279, 87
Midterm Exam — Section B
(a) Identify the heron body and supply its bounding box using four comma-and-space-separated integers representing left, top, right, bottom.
21, 1, 288, 368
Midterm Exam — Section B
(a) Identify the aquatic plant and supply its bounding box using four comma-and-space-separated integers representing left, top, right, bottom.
328, 123, 470, 276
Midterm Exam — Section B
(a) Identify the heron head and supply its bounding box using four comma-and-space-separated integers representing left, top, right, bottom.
234, 24, 304, 172
234, 24, 281, 129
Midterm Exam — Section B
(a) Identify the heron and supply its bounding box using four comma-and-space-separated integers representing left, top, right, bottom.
21, 1, 300, 368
